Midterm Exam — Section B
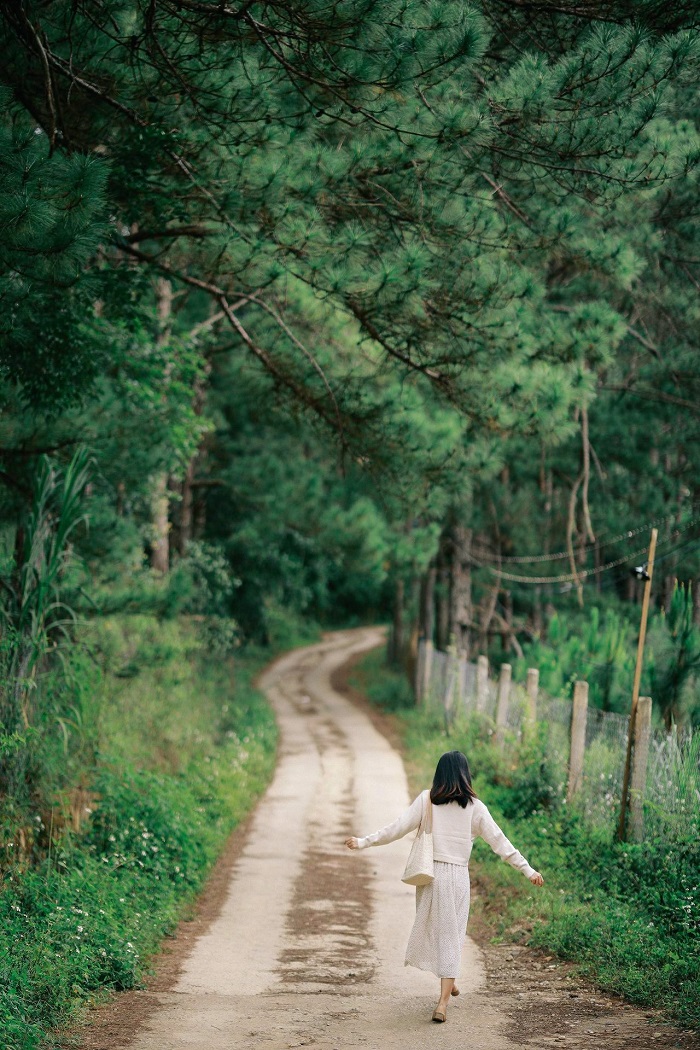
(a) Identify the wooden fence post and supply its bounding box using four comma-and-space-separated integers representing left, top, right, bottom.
443, 651, 459, 726
525, 668, 539, 723
496, 663, 511, 747
566, 680, 589, 802
617, 529, 658, 841
630, 696, 652, 843
476, 655, 489, 712
420, 639, 434, 704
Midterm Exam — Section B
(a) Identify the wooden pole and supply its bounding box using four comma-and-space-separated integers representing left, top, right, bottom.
495, 663, 512, 747
630, 696, 653, 843
525, 668, 539, 723
444, 651, 458, 729
476, 655, 489, 713
617, 528, 658, 841
566, 681, 589, 802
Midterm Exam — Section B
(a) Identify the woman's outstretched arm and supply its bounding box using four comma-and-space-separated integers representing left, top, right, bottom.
473, 802, 544, 885
345, 791, 425, 850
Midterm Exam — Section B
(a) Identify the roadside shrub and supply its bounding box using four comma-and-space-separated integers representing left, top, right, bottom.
489, 727, 564, 819
0, 616, 279, 1050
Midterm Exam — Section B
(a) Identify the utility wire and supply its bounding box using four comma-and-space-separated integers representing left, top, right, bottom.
505, 538, 700, 603
585, 537, 700, 596
471, 542, 653, 585
470, 510, 700, 583
472, 507, 700, 564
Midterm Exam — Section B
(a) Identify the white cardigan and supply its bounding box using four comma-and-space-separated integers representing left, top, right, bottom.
357, 789, 536, 878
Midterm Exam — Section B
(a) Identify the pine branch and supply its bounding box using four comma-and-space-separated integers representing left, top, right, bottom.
581, 406, 595, 543
337, 301, 447, 386
602, 385, 700, 415
550, 304, 662, 359
567, 470, 584, 607
244, 293, 345, 440
217, 296, 350, 448
16, 6, 58, 150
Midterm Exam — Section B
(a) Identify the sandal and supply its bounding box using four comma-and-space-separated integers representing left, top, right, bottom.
451, 986, 460, 997
432, 1007, 447, 1023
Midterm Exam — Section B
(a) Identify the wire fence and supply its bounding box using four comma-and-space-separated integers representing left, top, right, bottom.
416, 641, 700, 842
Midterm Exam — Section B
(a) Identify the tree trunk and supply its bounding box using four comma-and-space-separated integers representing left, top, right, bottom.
419, 562, 436, 644
150, 474, 170, 574
479, 580, 500, 654
178, 458, 195, 554
193, 488, 207, 540
450, 524, 473, 657
503, 588, 514, 653
580, 406, 595, 545
170, 360, 210, 558
436, 539, 450, 650
149, 276, 173, 574
566, 472, 584, 608
406, 575, 421, 682
532, 585, 543, 637
388, 576, 405, 666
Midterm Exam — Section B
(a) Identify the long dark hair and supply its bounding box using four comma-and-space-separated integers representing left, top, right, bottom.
430, 751, 477, 808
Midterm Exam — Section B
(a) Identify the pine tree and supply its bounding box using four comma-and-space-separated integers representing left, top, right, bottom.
2, 0, 700, 691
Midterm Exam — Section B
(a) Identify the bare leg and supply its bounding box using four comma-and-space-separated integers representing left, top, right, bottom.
438, 977, 455, 1011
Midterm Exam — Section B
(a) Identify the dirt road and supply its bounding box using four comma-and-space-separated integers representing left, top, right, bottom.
91, 629, 698, 1050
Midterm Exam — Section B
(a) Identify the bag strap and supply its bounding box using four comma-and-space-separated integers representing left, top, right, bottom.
419, 790, 432, 834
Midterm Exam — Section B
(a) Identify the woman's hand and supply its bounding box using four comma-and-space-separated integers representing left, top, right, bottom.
529, 871, 544, 886
345, 837, 359, 850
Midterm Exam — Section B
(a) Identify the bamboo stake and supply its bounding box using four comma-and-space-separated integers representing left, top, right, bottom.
617, 529, 658, 841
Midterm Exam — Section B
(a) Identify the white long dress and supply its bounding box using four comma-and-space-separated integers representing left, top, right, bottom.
356, 790, 536, 978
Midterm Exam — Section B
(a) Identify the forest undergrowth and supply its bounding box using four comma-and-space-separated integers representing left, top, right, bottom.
0, 612, 317, 1050
351, 649, 700, 1032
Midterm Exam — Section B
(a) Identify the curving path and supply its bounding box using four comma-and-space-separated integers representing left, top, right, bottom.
123, 627, 516, 1050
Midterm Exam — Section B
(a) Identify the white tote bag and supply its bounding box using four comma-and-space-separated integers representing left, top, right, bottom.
401, 792, 434, 886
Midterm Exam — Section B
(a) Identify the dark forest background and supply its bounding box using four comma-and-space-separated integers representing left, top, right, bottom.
2, 0, 700, 803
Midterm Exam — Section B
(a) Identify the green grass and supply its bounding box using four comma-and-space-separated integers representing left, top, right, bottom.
0, 613, 318, 1050
350, 649, 700, 1031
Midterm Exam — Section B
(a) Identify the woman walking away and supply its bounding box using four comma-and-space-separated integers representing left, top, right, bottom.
346, 750, 544, 1024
